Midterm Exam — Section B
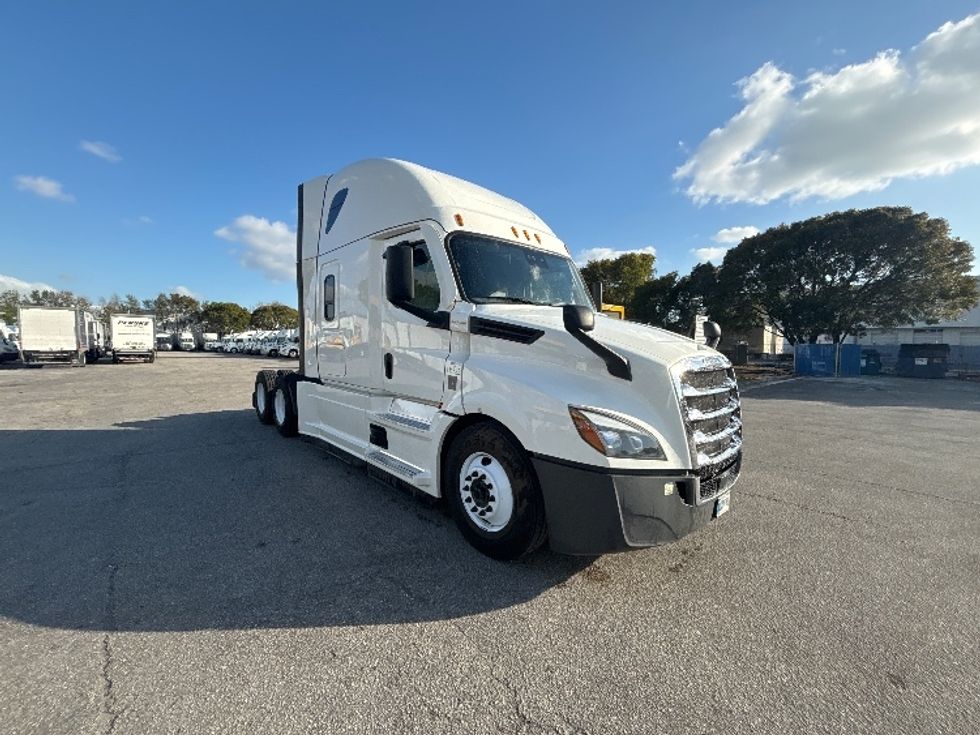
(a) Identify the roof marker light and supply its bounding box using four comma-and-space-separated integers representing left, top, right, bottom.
454, 213, 464, 226
511, 226, 520, 238
523, 229, 531, 241
534, 233, 542, 244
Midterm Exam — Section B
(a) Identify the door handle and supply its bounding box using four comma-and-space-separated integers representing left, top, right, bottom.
384, 352, 393, 379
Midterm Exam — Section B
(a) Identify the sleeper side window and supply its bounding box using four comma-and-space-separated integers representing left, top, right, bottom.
323, 275, 336, 322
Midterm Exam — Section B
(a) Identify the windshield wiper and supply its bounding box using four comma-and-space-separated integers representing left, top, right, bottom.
475, 296, 557, 306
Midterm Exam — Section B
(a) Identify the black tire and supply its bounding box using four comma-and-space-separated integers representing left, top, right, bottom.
272, 382, 298, 437
112, 354, 120, 364
148, 352, 155, 363
253, 369, 278, 425
444, 423, 547, 561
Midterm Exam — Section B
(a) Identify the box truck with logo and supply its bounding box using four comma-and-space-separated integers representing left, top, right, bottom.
251, 159, 742, 559
109, 314, 156, 363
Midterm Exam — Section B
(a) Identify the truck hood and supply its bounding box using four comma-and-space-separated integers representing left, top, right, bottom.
469, 304, 709, 371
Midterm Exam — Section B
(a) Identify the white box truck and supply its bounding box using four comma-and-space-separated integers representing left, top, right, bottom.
251, 159, 742, 559
18, 306, 91, 366
109, 314, 156, 363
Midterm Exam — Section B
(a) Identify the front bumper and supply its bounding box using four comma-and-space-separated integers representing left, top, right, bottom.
532, 455, 739, 555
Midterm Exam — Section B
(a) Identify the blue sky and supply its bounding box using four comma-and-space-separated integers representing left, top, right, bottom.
2, 1, 978, 308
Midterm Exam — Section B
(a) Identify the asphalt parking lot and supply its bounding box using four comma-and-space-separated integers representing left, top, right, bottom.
1, 353, 978, 735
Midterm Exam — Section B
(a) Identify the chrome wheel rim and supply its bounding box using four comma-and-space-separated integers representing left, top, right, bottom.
274, 390, 287, 426
256, 383, 267, 413
459, 452, 514, 533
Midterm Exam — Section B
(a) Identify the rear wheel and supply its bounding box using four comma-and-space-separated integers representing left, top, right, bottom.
272, 383, 298, 437
445, 423, 547, 560
287, 349, 298, 358
148, 352, 155, 363
253, 370, 277, 424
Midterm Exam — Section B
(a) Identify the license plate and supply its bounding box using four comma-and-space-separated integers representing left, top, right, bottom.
715, 493, 731, 517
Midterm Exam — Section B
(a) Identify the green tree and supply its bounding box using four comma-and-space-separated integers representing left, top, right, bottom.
200, 301, 251, 335
580, 252, 656, 306
25, 289, 92, 311
250, 302, 299, 330
629, 273, 679, 327
717, 207, 978, 344
1, 290, 21, 324
629, 263, 721, 335
149, 293, 201, 332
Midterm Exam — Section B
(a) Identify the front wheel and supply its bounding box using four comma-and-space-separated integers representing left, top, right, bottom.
445, 423, 547, 561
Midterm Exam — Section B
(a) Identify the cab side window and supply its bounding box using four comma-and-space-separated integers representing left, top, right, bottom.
407, 243, 440, 313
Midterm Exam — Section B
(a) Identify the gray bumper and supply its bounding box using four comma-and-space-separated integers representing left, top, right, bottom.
531, 455, 738, 555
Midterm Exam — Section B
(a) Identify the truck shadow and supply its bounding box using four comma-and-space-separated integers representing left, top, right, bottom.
0, 411, 591, 632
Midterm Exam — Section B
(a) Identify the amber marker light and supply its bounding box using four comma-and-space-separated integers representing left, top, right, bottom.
511, 226, 520, 238
523, 229, 531, 240
569, 407, 607, 456
534, 233, 542, 244
454, 213, 464, 226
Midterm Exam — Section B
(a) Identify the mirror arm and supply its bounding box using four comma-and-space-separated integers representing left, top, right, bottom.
562, 306, 632, 381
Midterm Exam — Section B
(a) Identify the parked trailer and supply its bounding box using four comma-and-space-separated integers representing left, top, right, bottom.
251, 159, 742, 560
17, 306, 91, 366
109, 314, 156, 363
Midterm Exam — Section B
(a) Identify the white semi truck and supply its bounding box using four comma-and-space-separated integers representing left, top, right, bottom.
18, 306, 93, 366
109, 314, 156, 363
251, 159, 742, 559
0, 323, 18, 363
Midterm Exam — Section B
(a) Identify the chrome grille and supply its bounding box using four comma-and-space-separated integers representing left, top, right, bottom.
670, 354, 742, 504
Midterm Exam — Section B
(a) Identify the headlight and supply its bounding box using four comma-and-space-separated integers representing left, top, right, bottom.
569, 407, 666, 460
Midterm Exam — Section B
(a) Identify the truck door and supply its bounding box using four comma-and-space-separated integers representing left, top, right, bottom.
382, 227, 451, 405
317, 260, 347, 378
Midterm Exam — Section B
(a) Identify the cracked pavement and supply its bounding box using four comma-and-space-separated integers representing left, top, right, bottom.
1, 354, 978, 734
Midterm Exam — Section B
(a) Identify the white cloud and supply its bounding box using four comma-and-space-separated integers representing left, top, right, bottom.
675, 13, 980, 204
173, 285, 200, 299
215, 215, 295, 281
832, 48, 847, 56
0, 273, 57, 295
14, 175, 75, 202
79, 140, 122, 163
575, 245, 656, 266
691, 246, 731, 264
712, 225, 759, 244
123, 215, 153, 226
692, 225, 762, 262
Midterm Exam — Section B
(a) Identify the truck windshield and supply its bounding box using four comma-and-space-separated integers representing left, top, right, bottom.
447, 233, 592, 307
